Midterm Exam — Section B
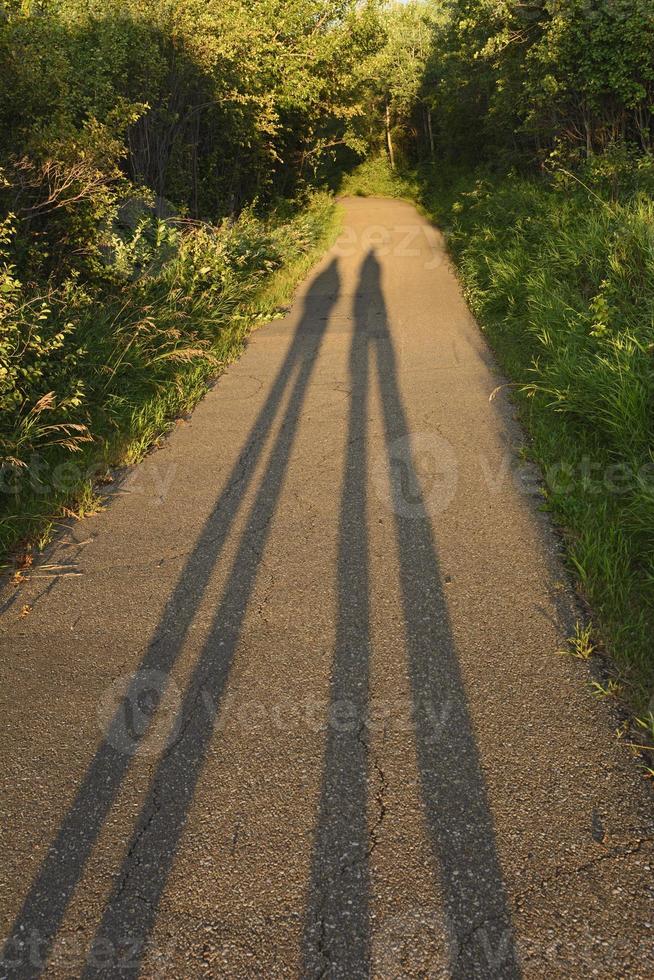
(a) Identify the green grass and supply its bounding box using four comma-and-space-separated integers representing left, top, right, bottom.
421, 166, 654, 710
345, 157, 654, 714
339, 156, 420, 201
0, 193, 341, 565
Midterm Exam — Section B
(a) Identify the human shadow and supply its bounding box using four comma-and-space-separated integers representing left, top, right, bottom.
2, 260, 340, 978
303, 252, 521, 978
302, 252, 372, 976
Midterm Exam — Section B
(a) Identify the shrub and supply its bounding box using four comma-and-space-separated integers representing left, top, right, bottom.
0, 192, 338, 559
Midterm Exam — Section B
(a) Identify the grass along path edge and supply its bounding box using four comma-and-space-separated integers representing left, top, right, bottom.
342, 159, 654, 759
1, 195, 342, 573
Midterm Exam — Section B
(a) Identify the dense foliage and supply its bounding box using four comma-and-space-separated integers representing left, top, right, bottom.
405, 1, 654, 704
0, 190, 339, 556
420, 0, 654, 166
0, 0, 377, 557
0, 0, 383, 224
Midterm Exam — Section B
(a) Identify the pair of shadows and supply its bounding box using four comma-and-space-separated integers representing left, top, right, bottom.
302, 253, 521, 978
3, 254, 520, 979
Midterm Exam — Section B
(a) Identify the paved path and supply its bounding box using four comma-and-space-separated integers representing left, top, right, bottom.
1, 198, 652, 978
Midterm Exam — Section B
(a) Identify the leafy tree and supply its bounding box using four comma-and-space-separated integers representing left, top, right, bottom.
420, 0, 654, 165
358, 1, 435, 167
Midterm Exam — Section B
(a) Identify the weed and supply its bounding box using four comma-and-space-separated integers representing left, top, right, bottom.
560, 621, 595, 660
0, 193, 340, 564
591, 679, 623, 699
634, 711, 654, 747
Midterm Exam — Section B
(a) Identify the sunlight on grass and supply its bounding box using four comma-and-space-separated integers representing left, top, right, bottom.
0, 195, 341, 566
414, 163, 654, 711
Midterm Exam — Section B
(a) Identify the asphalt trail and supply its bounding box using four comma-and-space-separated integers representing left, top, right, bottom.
1, 199, 652, 978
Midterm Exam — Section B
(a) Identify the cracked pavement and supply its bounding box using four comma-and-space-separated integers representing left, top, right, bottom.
0, 198, 652, 978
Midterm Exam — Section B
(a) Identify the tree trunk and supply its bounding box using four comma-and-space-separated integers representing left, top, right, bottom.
583, 104, 593, 158
385, 101, 396, 171
426, 108, 435, 160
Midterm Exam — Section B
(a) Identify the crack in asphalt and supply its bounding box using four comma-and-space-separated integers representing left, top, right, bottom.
512, 833, 654, 911
113, 783, 162, 904
356, 723, 388, 862
312, 724, 389, 977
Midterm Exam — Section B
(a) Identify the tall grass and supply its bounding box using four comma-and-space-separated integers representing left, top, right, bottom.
0, 193, 340, 562
341, 157, 654, 709
417, 166, 654, 708
339, 156, 420, 201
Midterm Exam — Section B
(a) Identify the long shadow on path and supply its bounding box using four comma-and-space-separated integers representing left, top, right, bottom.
303, 252, 521, 978
302, 250, 372, 977
2, 261, 340, 979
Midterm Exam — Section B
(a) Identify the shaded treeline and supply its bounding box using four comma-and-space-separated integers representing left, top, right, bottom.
0, 0, 385, 277
377, 2, 654, 172
424, 0, 654, 167
0, 0, 386, 559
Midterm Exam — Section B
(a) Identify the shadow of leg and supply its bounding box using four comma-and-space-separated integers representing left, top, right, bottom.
366, 250, 521, 978
81, 261, 342, 977
302, 270, 372, 978
3, 261, 341, 980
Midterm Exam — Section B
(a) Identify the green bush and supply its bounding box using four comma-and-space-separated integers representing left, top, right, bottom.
0, 2, 353, 564
0, 192, 338, 560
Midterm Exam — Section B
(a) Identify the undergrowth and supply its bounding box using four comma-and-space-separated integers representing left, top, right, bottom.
339, 156, 420, 201
0, 193, 340, 563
